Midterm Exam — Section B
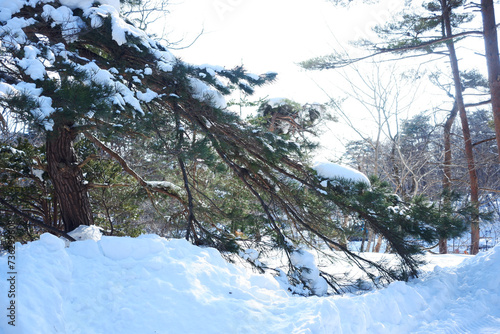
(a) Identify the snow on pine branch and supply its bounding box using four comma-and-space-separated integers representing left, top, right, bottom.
0, 81, 55, 130
313, 160, 371, 186
188, 77, 227, 109
0, 0, 276, 135
145, 181, 182, 194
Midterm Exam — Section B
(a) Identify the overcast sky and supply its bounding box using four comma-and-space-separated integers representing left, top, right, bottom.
160, 1, 421, 158
164, 0, 404, 104
160, 0, 487, 160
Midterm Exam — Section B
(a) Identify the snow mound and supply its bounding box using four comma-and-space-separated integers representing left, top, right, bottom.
1, 234, 499, 333
67, 225, 103, 241
290, 248, 328, 296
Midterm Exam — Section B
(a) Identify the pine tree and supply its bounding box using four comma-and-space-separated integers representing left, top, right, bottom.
0, 0, 472, 291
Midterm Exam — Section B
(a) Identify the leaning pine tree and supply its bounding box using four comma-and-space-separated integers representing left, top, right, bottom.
0, 0, 469, 293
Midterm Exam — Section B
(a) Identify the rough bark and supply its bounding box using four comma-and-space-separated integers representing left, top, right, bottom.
46, 123, 93, 232
443, 103, 457, 191
360, 225, 367, 252
442, 0, 481, 255
390, 141, 402, 197
481, 0, 500, 162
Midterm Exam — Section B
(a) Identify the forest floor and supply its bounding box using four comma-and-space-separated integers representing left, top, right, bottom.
1, 227, 499, 334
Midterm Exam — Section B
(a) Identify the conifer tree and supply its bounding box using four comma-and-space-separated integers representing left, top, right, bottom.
0, 0, 473, 291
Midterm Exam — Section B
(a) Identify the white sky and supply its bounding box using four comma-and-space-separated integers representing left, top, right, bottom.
165, 0, 403, 103
161, 0, 488, 160
160, 0, 406, 158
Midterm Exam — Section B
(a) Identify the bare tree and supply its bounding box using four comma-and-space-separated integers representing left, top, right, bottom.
322, 62, 432, 251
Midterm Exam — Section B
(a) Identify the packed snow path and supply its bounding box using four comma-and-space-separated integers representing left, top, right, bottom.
1, 233, 500, 333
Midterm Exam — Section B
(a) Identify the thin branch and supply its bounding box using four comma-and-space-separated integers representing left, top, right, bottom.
310, 30, 484, 70
480, 187, 500, 194
473, 137, 496, 147
77, 154, 98, 169
86, 183, 131, 189
0, 197, 76, 241
375, 31, 483, 53
465, 99, 491, 108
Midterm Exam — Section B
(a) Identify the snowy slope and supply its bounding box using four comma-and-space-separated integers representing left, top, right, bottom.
1, 233, 499, 334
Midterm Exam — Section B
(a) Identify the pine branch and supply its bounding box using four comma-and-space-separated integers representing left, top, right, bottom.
304, 30, 483, 70
0, 197, 76, 242
83, 131, 186, 203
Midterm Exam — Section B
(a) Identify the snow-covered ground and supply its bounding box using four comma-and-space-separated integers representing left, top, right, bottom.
1, 230, 500, 334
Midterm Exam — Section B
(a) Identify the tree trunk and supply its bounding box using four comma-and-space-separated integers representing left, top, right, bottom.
340, 214, 349, 248
46, 123, 93, 232
481, 0, 500, 162
442, 0, 480, 255
360, 224, 367, 252
374, 234, 383, 253
440, 101, 458, 254
438, 238, 448, 254
365, 227, 374, 252
390, 141, 401, 195
255, 227, 262, 243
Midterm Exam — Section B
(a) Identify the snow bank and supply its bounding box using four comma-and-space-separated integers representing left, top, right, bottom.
60, 0, 120, 11
1, 234, 499, 333
67, 225, 103, 242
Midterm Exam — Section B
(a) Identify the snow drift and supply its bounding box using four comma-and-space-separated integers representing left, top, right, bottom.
1, 233, 500, 333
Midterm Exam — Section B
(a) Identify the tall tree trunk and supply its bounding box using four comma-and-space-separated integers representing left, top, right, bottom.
46, 123, 93, 232
440, 101, 458, 254
360, 224, 367, 252
442, 0, 481, 255
374, 234, 383, 253
340, 214, 349, 248
481, 0, 500, 162
391, 140, 401, 195
365, 227, 374, 252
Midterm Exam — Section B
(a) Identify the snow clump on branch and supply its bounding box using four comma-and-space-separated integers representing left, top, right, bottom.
313, 160, 371, 186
